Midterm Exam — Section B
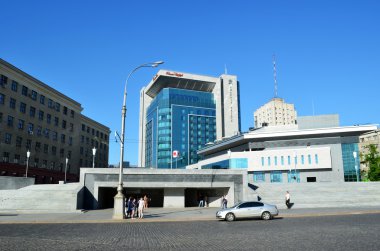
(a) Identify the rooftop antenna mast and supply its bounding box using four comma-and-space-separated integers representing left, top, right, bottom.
273, 54, 278, 98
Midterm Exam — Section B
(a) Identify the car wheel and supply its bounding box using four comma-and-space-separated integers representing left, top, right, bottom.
225, 213, 235, 222
261, 211, 272, 220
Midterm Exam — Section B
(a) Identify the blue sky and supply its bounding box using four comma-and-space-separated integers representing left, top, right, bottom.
1, 1, 379, 165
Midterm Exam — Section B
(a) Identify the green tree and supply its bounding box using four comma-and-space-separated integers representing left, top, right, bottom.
361, 144, 380, 181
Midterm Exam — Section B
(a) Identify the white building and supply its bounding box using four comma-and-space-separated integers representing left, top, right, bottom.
254, 98, 297, 128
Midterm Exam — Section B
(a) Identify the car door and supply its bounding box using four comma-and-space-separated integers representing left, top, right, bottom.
248, 202, 265, 217
234, 202, 251, 218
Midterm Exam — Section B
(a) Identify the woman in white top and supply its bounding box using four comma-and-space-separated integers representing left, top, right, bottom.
138, 197, 145, 219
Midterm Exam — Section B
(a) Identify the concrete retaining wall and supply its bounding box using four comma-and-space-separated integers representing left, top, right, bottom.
0, 176, 35, 190
0, 183, 83, 213
246, 182, 380, 209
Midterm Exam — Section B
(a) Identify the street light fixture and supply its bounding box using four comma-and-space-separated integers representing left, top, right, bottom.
25, 150, 31, 178
92, 147, 97, 168
113, 60, 164, 220
65, 157, 69, 183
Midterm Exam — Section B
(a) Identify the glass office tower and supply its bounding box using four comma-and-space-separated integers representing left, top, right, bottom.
145, 88, 216, 169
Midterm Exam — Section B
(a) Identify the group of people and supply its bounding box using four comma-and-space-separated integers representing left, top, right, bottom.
198, 195, 209, 207
125, 195, 150, 219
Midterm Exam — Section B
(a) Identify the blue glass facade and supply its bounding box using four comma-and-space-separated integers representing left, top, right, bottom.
201, 158, 248, 169
145, 88, 216, 169
341, 143, 360, 182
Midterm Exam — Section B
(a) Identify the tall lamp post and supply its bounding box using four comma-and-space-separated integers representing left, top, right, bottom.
92, 147, 97, 168
353, 151, 359, 182
25, 150, 31, 178
113, 61, 164, 219
65, 157, 69, 183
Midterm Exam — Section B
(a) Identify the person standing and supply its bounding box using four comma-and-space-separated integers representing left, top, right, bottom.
144, 195, 148, 209
138, 197, 145, 219
131, 198, 136, 219
198, 195, 204, 207
285, 191, 291, 209
126, 197, 132, 218
222, 195, 228, 209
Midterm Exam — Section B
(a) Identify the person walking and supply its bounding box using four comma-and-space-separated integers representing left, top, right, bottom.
126, 197, 132, 218
222, 195, 228, 209
131, 198, 136, 219
138, 197, 145, 219
285, 191, 291, 209
198, 195, 204, 207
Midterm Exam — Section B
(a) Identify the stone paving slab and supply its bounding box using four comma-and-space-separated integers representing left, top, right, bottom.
1, 206, 380, 224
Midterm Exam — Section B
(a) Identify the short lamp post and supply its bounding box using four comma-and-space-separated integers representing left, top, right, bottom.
113, 60, 164, 220
92, 147, 97, 168
25, 150, 31, 178
353, 151, 359, 182
65, 157, 69, 183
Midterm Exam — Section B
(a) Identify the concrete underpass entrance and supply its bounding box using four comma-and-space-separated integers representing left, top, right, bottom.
97, 187, 164, 209
185, 188, 229, 207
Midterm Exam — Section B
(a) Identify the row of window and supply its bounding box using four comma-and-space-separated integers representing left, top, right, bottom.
260, 154, 319, 166
3, 130, 72, 145
81, 123, 108, 140
0, 74, 75, 117
253, 171, 301, 183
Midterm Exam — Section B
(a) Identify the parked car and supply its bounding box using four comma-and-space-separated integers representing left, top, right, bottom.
216, 201, 279, 221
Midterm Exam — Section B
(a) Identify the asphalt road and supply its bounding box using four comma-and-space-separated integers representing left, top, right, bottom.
0, 213, 379, 251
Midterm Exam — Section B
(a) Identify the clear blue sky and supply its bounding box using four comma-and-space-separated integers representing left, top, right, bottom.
1, 1, 379, 165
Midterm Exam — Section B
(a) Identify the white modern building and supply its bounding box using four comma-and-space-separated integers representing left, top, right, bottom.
254, 97, 297, 128
138, 70, 241, 169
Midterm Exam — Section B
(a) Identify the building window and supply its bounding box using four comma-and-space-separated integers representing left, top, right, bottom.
60, 148, 65, 157
274, 156, 278, 166
2, 152, 10, 162
315, 154, 319, 164
44, 128, 50, 139
62, 120, 66, 129
63, 106, 68, 115
308, 154, 312, 164
281, 156, 284, 165
54, 117, 59, 126
270, 171, 282, 183
55, 102, 60, 112
61, 134, 65, 143
27, 123, 34, 134
69, 136, 73, 146
4, 133, 12, 144
7, 115, 14, 127
70, 110, 75, 118
51, 146, 57, 155
0, 75, 8, 86
287, 155, 291, 165
9, 98, 16, 109
38, 110, 44, 121
267, 157, 271, 166
37, 126, 42, 136
69, 123, 74, 132
18, 119, 24, 130
26, 139, 32, 149
0, 93, 4, 104
82, 124, 85, 131
35, 142, 41, 151
47, 114, 51, 124
16, 136, 22, 147
20, 102, 26, 113
14, 154, 20, 164
301, 155, 305, 165
52, 131, 58, 141
261, 157, 265, 166
44, 144, 49, 154
40, 95, 45, 104
253, 172, 265, 182
29, 106, 36, 117
22, 86, 28, 96
31, 90, 37, 100
11, 81, 18, 92
48, 99, 54, 108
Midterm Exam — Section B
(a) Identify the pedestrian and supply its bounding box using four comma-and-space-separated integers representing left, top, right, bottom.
204, 195, 208, 207
138, 197, 145, 219
285, 191, 291, 209
198, 195, 204, 207
144, 195, 148, 209
222, 195, 228, 209
126, 197, 132, 218
131, 198, 136, 219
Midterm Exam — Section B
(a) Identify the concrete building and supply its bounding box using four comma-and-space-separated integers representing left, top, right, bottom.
254, 98, 297, 128
0, 58, 110, 179
195, 123, 377, 183
138, 70, 241, 169
359, 129, 380, 171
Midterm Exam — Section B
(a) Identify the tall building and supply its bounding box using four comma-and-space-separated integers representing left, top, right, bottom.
138, 70, 241, 169
253, 98, 297, 128
0, 59, 109, 179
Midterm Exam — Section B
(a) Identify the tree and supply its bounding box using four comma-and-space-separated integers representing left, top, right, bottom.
361, 144, 380, 181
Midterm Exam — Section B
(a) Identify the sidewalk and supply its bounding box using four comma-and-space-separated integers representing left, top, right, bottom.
0, 206, 379, 224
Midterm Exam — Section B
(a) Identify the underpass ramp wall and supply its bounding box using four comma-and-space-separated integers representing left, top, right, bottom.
0, 183, 83, 213
245, 182, 380, 209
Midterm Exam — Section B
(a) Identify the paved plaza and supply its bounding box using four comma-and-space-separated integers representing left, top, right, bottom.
0, 212, 379, 251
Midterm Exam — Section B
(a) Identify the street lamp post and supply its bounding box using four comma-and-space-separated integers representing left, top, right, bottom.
65, 157, 69, 183
353, 151, 359, 182
113, 61, 164, 220
25, 150, 31, 178
92, 147, 97, 168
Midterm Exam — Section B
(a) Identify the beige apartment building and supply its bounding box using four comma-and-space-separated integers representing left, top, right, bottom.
254, 97, 297, 128
359, 129, 380, 171
0, 58, 109, 176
